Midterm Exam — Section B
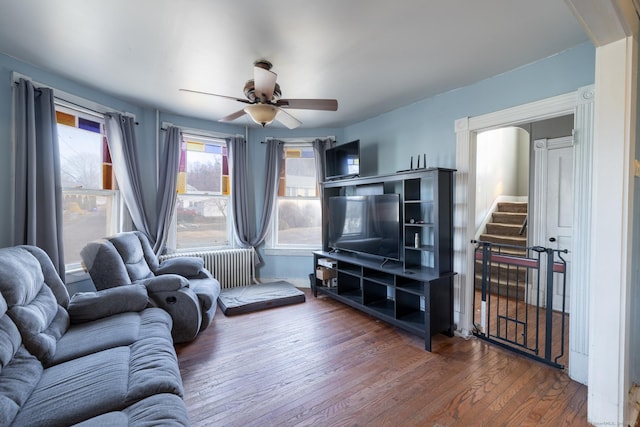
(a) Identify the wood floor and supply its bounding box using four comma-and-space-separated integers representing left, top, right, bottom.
473, 290, 570, 369
175, 289, 588, 426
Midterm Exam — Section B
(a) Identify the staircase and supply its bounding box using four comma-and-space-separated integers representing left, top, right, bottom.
480, 201, 528, 252
475, 201, 528, 298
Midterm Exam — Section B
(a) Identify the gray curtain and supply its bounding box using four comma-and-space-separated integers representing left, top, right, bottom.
104, 113, 153, 242
14, 78, 65, 278
254, 139, 284, 247
227, 136, 284, 264
312, 138, 334, 200
154, 126, 182, 254
227, 136, 252, 245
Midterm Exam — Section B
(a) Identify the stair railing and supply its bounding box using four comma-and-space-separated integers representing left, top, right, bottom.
519, 217, 528, 236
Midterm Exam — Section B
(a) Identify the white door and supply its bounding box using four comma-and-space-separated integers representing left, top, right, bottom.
546, 139, 573, 311
532, 136, 574, 311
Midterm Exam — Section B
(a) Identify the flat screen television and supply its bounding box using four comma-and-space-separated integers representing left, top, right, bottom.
325, 140, 360, 180
328, 194, 401, 260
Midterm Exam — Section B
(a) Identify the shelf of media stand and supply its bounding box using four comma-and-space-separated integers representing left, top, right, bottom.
405, 245, 436, 252
313, 250, 454, 351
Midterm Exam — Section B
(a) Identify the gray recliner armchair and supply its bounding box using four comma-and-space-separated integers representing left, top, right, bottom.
81, 231, 221, 343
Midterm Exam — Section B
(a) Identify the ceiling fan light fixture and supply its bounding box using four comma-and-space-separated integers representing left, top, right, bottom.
244, 104, 278, 127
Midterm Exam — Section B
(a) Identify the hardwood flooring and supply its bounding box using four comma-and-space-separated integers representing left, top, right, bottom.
175, 289, 587, 426
473, 290, 570, 369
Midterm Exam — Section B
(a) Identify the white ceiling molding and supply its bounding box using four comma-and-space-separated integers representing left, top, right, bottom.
565, 0, 639, 46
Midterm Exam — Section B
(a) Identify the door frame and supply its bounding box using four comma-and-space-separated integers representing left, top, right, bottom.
454, 85, 594, 384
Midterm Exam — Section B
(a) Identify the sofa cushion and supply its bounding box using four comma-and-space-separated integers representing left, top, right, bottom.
0, 297, 43, 427
110, 232, 155, 282
0, 247, 46, 306
156, 256, 204, 277
0, 345, 43, 426
81, 240, 133, 290
50, 308, 173, 366
12, 337, 184, 426
0, 295, 14, 365
19, 245, 70, 308
67, 284, 149, 324
72, 393, 190, 426
0, 247, 69, 364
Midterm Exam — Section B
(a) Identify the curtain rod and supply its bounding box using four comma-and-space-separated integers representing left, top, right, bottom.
14, 80, 138, 125
160, 127, 227, 141
54, 97, 106, 120
261, 136, 335, 144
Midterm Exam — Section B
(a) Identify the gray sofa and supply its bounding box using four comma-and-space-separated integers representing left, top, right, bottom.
0, 245, 191, 426
81, 231, 221, 343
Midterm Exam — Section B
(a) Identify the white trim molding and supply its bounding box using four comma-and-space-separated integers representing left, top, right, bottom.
454, 85, 595, 385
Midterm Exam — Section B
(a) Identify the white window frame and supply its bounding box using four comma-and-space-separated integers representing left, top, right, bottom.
266, 139, 323, 255
165, 129, 234, 253
52, 98, 124, 276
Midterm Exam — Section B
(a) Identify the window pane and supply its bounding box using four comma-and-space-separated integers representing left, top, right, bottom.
57, 105, 118, 270
176, 194, 229, 249
183, 140, 225, 194
276, 199, 321, 245
283, 147, 317, 197
63, 191, 116, 265
58, 124, 103, 189
186, 149, 222, 193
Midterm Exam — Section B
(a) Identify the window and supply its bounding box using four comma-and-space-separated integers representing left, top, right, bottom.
175, 134, 230, 249
56, 104, 120, 270
271, 143, 322, 249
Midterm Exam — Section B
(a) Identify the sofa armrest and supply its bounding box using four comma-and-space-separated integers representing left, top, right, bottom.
67, 284, 149, 324
140, 274, 189, 293
156, 257, 204, 277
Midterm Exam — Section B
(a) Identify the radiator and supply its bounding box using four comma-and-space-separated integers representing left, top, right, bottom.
159, 248, 255, 289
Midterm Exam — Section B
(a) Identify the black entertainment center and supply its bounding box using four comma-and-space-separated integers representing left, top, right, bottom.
313, 161, 456, 351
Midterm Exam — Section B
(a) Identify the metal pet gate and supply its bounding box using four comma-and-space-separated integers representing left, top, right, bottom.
472, 240, 568, 369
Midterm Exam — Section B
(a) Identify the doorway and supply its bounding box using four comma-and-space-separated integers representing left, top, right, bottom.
472, 118, 574, 368
454, 85, 594, 384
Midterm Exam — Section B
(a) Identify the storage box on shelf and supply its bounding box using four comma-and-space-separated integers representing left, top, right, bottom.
313, 168, 456, 351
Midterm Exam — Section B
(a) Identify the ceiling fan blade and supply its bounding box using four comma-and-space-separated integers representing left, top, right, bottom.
254, 66, 277, 102
179, 88, 250, 104
276, 98, 338, 111
275, 108, 302, 129
219, 109, 247, 123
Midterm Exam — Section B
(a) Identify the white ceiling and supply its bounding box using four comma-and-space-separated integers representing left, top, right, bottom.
0, 0, 589, 129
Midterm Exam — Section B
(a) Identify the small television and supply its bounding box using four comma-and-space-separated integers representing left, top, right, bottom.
328, 194, 401, 260
325, 140, 360, 180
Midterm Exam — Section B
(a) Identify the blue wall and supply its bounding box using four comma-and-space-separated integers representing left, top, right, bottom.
0, 54, 144, 247
0, 42, 595, 284
344, 43, 596, 176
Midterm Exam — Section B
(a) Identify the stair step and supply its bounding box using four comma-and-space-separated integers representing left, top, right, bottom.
491, 212, 527, 225
497, 202, 528, 214
479, 233, 527, 247
485, 222, 526, 237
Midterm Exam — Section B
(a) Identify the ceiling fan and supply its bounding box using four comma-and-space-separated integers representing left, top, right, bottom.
180, 60, 338, 129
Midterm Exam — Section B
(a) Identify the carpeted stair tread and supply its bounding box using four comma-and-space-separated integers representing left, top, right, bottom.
491, 212, 527, 225
478, 233, 527, 247
496, 202, 528, 213
475, 201, 529, 300
485, 222, 526, 236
